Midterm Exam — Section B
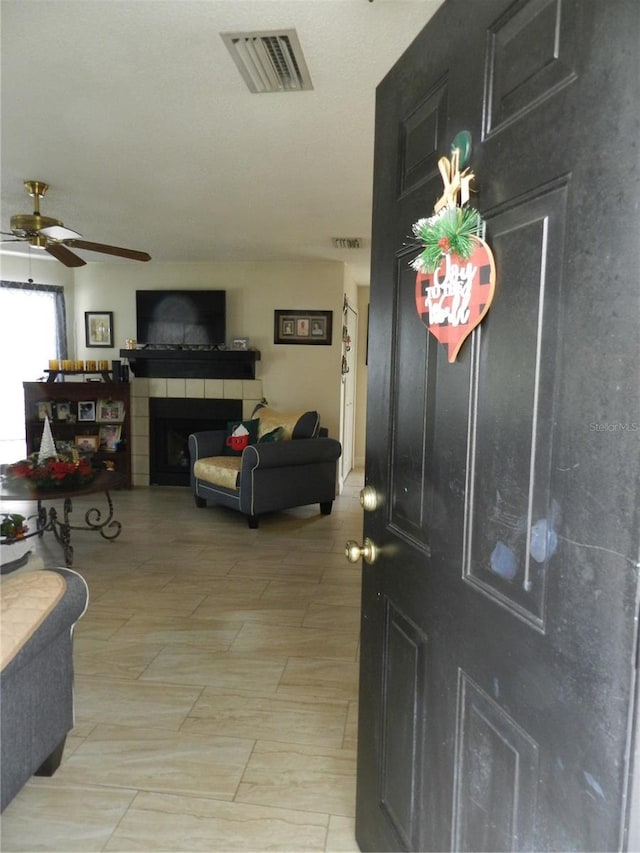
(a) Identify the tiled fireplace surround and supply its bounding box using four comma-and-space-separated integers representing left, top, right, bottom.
130, 376, 263, 487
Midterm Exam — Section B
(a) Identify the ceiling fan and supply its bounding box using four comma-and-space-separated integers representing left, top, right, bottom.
1, 180, 151, 268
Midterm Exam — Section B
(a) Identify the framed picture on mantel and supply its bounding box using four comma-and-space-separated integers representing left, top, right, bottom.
85, 311, 114, 348
274, 310, 332, 345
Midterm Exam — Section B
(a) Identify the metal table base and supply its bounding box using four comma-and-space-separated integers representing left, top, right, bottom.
1, 471, 124, 567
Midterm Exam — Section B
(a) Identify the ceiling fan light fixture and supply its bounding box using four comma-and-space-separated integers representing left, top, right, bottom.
10, 213, 62, 234
39, 224, 83, 241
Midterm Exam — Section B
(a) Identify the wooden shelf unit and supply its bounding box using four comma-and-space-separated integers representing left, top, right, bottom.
23, 381, 131, 488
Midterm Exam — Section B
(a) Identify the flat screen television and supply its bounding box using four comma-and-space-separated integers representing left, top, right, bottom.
136, 290, 226, 347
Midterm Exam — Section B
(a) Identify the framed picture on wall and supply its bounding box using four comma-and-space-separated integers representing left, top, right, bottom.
274, 310, 332, 345
85, 311, 114, 348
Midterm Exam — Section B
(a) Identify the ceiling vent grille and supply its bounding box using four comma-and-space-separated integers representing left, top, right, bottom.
221, 29, 313, 93
332, 238, 362, 250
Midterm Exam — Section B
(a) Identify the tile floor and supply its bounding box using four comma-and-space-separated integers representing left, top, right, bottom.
1, 470, 365, 852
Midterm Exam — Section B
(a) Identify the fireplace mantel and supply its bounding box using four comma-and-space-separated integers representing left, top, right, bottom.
121, 348, 260, 379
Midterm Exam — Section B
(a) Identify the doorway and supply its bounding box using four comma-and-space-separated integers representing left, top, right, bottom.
339, 300, 358, 489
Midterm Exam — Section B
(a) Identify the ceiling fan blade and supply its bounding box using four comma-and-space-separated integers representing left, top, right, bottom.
66, 239, 151, 262
39, 224, 83, 241
46, 242, 86, 267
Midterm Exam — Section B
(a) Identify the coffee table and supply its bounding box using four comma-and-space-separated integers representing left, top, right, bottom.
0, 470, 124, 567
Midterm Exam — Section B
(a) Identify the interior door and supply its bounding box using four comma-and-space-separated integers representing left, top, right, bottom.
356, 1, 640, 850
341, 302, 358, 485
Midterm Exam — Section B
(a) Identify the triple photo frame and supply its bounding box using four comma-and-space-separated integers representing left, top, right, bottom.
274, 310, 332, 345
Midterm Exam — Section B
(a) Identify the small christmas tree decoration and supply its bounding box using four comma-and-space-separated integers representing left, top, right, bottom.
37, 414, 58, 464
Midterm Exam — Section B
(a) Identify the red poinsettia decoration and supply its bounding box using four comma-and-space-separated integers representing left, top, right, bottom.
7, 455, 95, 489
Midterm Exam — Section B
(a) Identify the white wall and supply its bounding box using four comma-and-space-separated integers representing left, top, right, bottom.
0, 254, 74, 288
1, 253, 367, 454
72, 259, 352, 440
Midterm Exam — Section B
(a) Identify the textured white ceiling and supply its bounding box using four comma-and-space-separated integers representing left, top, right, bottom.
1, 0, 443, 284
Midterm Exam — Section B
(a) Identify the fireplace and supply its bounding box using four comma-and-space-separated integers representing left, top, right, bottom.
149, 397, 242, 486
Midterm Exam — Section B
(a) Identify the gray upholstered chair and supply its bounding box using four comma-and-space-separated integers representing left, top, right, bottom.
1, 566, 88, 811
189, 404, 341, 528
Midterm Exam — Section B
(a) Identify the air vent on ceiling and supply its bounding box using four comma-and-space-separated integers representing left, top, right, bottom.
332, 238, 362, 250
221, 29, 313, 94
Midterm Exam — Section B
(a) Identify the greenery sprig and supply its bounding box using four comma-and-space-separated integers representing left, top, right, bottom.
411, 205, 482, 274
1, 513, 28, 539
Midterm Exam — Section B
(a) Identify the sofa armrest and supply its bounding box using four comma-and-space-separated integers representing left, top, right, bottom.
241, 436, 341, 472
237, 437, 341, 518
1, 568, 88, 679
189, 430, 226, 461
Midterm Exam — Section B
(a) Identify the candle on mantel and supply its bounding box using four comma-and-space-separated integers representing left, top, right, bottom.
86, 360, 96, 371
48, 359, 60, 371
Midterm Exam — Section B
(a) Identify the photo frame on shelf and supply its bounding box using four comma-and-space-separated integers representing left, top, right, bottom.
99, 424, 122, 451
274, 310, 333, 345
56, 440, 76, 454
231, 337, 250, 350
36, 401, 53, 420
85, 311, 114, 348
97, 399, 125, 422
78, 401, 96, 422
53, 400, 74, 422
75, 434, 99, 452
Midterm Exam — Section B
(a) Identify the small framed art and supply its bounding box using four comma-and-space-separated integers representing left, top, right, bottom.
97, 399, 125, 422
36, 400, 53, 420
53, 400, 74, 422
85, 311, 114, 348
99, 424, 122, 451
274, 310, 332, 345
76, 434, 99, 452
78, 401, 96, 422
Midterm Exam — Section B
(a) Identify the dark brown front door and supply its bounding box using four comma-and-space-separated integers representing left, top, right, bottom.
357, 0, 640, 850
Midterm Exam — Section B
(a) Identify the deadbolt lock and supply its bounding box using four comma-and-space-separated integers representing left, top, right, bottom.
345, 538, 379, 565
359, 485, 380, 512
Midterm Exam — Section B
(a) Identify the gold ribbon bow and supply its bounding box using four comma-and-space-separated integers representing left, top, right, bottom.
434, 148, 475, 213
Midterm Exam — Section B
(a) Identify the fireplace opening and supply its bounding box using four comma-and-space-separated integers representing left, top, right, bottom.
149, 397, 243, 486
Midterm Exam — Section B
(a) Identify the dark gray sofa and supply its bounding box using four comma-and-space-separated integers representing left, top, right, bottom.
189, 405, 341, 528
1, 567, 88, 812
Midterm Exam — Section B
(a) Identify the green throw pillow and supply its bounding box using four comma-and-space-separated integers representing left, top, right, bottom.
258, 426, 284, 443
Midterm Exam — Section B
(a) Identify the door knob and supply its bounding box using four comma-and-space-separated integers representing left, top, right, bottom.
345, 538, 379, 565
359, 485, 380, 512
